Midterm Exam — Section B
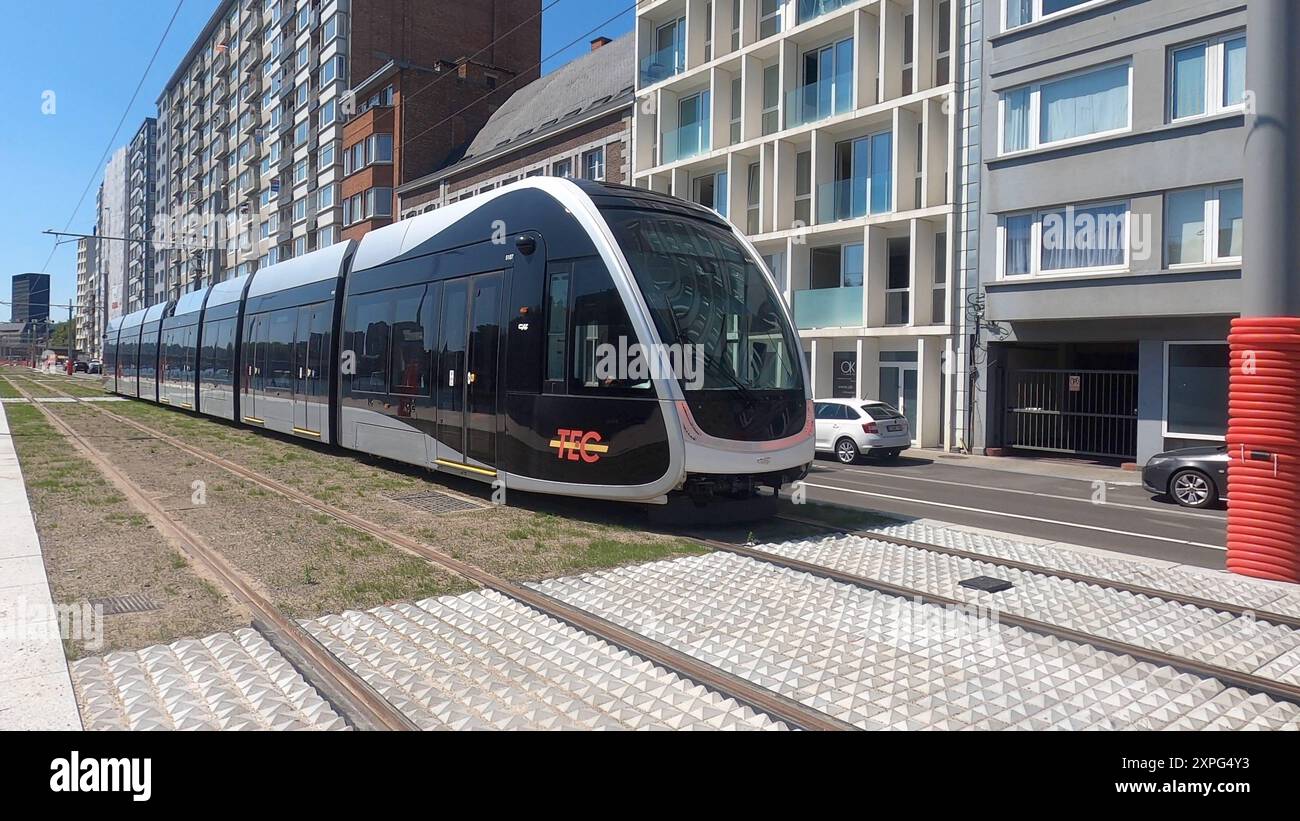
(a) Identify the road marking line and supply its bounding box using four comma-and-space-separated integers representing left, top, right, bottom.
800, 481, 1227, 552
822, 465, 1225, 522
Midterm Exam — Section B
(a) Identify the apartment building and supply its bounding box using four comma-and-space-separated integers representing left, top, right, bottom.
98, 147, 129, 324
75, 235, 99, 357
127, 117, 159, 312
632, 0, 960, 449
970, 0, 1245, 464
153, 0, 540, 298
398, 34, 635, 214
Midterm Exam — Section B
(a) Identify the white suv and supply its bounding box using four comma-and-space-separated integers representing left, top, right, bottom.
814, 399, 911, 464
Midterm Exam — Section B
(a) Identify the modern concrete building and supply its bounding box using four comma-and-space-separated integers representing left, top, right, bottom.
398, 34, 635, 216
152, 0, 540, 298
97, 146, 129, 324
75, 235, 99, 357
968, 0, 1245, 463
632, 0, 962, 449
127, 118, 159, 312
10, 273, 50, 323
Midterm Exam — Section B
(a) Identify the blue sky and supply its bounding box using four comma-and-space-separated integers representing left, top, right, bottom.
0, 0, 634, 320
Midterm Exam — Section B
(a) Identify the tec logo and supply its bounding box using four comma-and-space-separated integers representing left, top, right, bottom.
549, 429, 609, 463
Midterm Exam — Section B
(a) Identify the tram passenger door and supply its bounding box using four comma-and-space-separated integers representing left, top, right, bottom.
435, 273, 502, 468
244, 315, 264, 422
292, 304, 329, 436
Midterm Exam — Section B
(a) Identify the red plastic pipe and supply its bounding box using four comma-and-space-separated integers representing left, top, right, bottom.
1226, 316, 1300, 582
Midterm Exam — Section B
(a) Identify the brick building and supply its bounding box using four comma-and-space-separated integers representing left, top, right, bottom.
340, 57, 524, 243
398, 34, 634, 216
153, 0, 541, 294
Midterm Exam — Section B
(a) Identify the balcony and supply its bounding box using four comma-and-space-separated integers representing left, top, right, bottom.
817, 175, 891, 223
662, 119, 711, 164
786, 73, 853, 129
797, 0, 857, 26
640, 43, 686, 86
794, 286, 863, 329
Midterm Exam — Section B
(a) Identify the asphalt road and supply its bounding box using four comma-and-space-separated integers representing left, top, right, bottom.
799, 453, 1227, 569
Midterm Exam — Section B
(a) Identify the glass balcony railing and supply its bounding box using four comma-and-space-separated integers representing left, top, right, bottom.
640, 44, 686, 86
797, 0, 856, 26
817, 176, 891, 224
794, 285, 864, 329
786, 74, 854, 129
662, 120, 711, 163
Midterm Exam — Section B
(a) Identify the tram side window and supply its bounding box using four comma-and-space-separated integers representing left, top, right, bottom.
389, 286, 432, 396
346, 293, 392, 394
567, 256, 649, 395
267, 310, 297, 391
544, 265, 570, 391
200, 319, 235, 387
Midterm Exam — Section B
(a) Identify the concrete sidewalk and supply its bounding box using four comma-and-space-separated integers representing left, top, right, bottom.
919, 449, 1141, 486
0, 400, 82, 730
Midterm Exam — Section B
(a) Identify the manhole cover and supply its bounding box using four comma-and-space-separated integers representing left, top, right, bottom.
89, 594, 160, 616
383, 490, 484, 515
958, 576, 1014, 594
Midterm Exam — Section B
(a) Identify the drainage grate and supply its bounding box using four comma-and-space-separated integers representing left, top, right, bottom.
383, 490, 485, 515
88, 594, 160, 616
958, 576, 1014, 594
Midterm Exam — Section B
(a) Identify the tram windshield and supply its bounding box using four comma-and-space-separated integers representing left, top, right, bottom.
604, 209, 803, 393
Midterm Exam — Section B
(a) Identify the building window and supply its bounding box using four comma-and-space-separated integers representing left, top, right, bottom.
933, 231, 947, 323
1169, 34, 1247, 122
746, 161, 762, 234
1165, 183, 1243, 266
759, 0, 782, 39
552, 158, 573, 178
902, 13, 915, 95
998, 201, 1130, 277
886, 237, 910, 325
1164, 342, 1228, 439
317, 183, 335, 211
692, 171, 728, 215
730, 77, 742, 144
293, 197, 307, 223
293, 159, 308, 184
935, 1, 952, 85
761, 64, 780, 135
794, 151, 812, 226
366, 187, 393, 219
582, 148, 605, 181
294, 120, 309, 147
1004, 0, 1100, 31
1001, 62, 1131, 154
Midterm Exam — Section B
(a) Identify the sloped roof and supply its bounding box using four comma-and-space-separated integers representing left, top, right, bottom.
463, 33, 634, 161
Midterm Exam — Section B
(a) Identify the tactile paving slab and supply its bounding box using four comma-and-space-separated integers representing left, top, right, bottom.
303, 590, 785, 731
758, 534, 1300, 687
71, 628, 349, 731
531, 552, 1300, 730
868, 520, 1300, 618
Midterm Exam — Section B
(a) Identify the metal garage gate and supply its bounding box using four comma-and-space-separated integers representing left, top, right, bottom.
1004, 369, 1138, 460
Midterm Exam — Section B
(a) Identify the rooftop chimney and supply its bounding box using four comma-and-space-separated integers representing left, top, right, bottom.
590, 37, 612, 52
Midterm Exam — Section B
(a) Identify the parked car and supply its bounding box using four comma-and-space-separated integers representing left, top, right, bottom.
1142, 446, 1229, 508
87, 360, 102, 374
814, 399, 911, 464
73, 360, 89, 373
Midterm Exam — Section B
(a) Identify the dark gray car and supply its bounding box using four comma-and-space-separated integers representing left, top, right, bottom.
1142, 446, 1229, 508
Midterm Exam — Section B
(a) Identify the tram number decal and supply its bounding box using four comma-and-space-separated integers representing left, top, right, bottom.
549, 429, 609, 463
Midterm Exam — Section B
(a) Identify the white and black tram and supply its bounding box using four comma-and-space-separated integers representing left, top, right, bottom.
103, 179, 812, 504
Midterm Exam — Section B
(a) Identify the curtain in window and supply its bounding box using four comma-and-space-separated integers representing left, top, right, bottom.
1040, 203, 1126, 271
1171, 45, 1206, 119
1003, 87, 1031, 152
1004, 214, 1033, 275
1040, 64, 1129, 143
1223, 37, 1247, 107
1006, 0, 1032, 28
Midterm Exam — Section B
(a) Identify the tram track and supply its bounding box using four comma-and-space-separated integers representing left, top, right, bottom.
15, 371, 1300, 719
4, 376, 419, 732
7, 374, 852, 731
